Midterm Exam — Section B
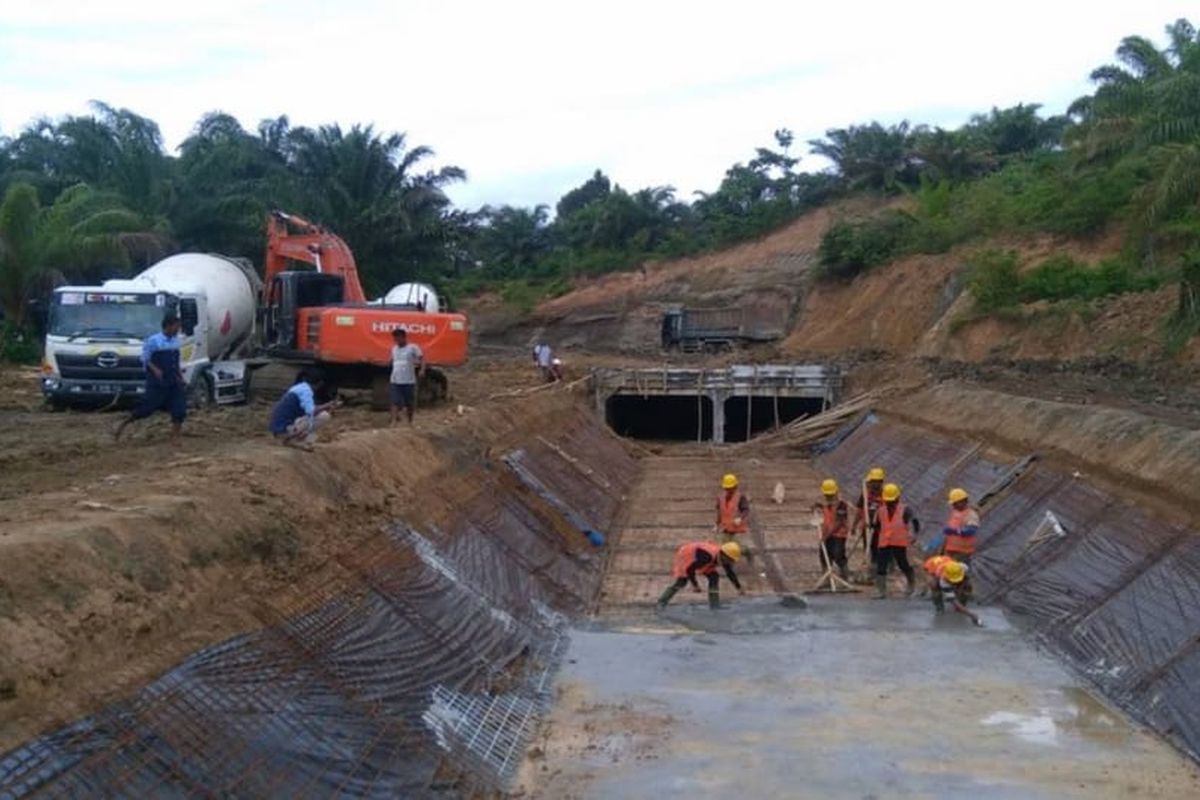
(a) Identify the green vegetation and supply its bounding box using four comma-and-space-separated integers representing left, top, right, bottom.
1, 17, 1199, 359
811, 18, 1200, 327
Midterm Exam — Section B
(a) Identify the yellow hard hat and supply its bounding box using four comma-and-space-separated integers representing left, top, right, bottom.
722, 473, 738, 489
821, 479, 839, 496
942, 560, 966, 584
720, 541, 742, 561
882, 483, 901, 502
948, 488, 969, 505
867, 467, 886, 482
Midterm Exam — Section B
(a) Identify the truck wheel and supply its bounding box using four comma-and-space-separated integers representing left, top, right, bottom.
188, 371, 215, 409
370, 374, 391, 412
419, 369, 448, 406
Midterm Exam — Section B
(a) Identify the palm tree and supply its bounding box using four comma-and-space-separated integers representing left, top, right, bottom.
808, 122, 919, 192
0, 182, 171, 326
1068, 18, 1200, 312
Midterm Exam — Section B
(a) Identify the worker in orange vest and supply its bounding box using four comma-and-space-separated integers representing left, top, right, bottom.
942, 488, 981, 565
716, 473, 752, 558
874, 483, 920, 599
923, 555, 982, 626
851, 466, 886, 567
813, 478, 850, 579
658, 541, 745, 610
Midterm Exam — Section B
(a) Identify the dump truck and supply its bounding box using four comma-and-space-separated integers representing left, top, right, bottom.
41, 253, 262, 408
661, 303, 790, 352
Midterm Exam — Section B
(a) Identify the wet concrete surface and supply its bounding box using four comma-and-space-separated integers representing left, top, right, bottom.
518, 597, 1200, 799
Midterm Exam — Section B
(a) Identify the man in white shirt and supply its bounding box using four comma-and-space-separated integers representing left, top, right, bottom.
532, 342, 553, 382
390, 328, 425, 426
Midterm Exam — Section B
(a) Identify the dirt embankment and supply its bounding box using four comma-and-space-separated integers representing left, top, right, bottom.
478, 200, 885, 352
0, 359, 615, 752
882, 381, 1200, 523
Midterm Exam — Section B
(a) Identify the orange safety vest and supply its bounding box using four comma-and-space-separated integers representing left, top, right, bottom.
821, 500, 849, 539
878, 501, 911, 548
718, 491, 748, 534
672, 541, 722, 580
943, 508, 978, 556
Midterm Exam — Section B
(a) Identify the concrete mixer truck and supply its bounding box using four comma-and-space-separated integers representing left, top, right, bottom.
40, 253, 262, 408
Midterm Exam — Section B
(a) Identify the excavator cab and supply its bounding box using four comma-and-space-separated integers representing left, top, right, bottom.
261, 271, 345, 355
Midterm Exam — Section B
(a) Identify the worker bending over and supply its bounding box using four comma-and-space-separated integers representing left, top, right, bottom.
659, 541, 744, 610
716, 473, 752, 558
814, 479, 850, 579
924, 555, 983, 626
942, 488, 980, 565
852, 467, 886, 567
875, 483, 920, 599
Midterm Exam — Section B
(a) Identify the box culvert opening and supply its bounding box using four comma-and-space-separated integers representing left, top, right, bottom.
723, 396, 825, 442
606, 394, 714, 441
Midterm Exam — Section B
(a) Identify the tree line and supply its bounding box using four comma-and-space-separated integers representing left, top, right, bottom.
1, 17, 1198, 337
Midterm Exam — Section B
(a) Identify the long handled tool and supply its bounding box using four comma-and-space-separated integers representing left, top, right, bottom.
809, 511, 857, 594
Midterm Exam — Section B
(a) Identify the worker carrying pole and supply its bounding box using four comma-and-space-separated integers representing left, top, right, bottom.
851, 467, 887, 570
658, 541, 744, 610
941, 488, 981, 565
874, 483, 920, 599
813, 479, 851, 580
924, 555, 983, 626
716, 473, 752, 559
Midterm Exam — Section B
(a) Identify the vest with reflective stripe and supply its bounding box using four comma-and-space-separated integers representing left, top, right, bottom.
822, 500, 848, 539
878, 502, 911, 548
943, 508, 978, 555
672, 541, 722, 579
719, 491, 748, 534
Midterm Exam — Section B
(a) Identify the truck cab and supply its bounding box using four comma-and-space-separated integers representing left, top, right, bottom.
41, 285, 209, 407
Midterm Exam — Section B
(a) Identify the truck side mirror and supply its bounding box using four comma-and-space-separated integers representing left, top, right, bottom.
179, 298, 199, 336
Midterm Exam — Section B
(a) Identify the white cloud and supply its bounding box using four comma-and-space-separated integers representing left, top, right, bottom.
1, 0, 1196, 209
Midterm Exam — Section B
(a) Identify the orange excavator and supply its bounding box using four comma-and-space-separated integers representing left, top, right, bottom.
259, 210, 468, 401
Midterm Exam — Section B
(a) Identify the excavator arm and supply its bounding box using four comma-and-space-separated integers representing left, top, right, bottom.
264, 210, 367, 303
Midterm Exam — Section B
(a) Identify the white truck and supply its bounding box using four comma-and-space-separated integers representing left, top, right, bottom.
41, 253, 262, 408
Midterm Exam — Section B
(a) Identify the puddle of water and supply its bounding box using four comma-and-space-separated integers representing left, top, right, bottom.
982, 710, 1060, 745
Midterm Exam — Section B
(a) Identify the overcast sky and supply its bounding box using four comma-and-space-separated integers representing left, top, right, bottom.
1, 1, 1195, 210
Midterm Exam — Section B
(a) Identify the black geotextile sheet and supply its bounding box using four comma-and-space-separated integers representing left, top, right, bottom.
816, 416, 1200, 762
1, 428, 637, 798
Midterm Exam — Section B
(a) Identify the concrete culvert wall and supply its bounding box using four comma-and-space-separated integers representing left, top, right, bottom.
0, 398, 639, 797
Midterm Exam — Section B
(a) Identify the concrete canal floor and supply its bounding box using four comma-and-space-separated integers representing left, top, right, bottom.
516, 599, 1200, 799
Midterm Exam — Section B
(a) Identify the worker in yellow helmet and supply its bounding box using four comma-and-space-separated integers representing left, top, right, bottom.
851, 466, 887, 567
941, 488, 981, 565
715, 473, 752, 559
812, 478, 850, 579
874, 483, 920, 599
923, 555, 982, 626
659, 540, 745, 610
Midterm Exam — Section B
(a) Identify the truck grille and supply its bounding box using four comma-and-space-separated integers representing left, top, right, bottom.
306, 316, 321, 347
56, 353, 145, 381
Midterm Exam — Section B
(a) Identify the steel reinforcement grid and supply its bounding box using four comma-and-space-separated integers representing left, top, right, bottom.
0, 419, 637, 798
816, 415, 1200, 763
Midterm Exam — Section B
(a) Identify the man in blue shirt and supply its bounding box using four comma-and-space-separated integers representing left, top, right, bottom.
114, 313, 186, 442
269, 370, 337, 450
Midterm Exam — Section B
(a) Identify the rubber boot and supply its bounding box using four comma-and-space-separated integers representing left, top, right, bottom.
904, 572, 915, 598
657, 584, 680, 608
873, 575, 887, 599
708, 590, 721, 610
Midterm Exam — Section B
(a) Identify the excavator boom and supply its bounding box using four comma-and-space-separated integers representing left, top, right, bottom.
265, 210, 366, 303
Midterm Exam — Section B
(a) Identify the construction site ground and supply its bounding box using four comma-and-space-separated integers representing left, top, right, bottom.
517, 456, 1200, 799
4, 347, 1200, 797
